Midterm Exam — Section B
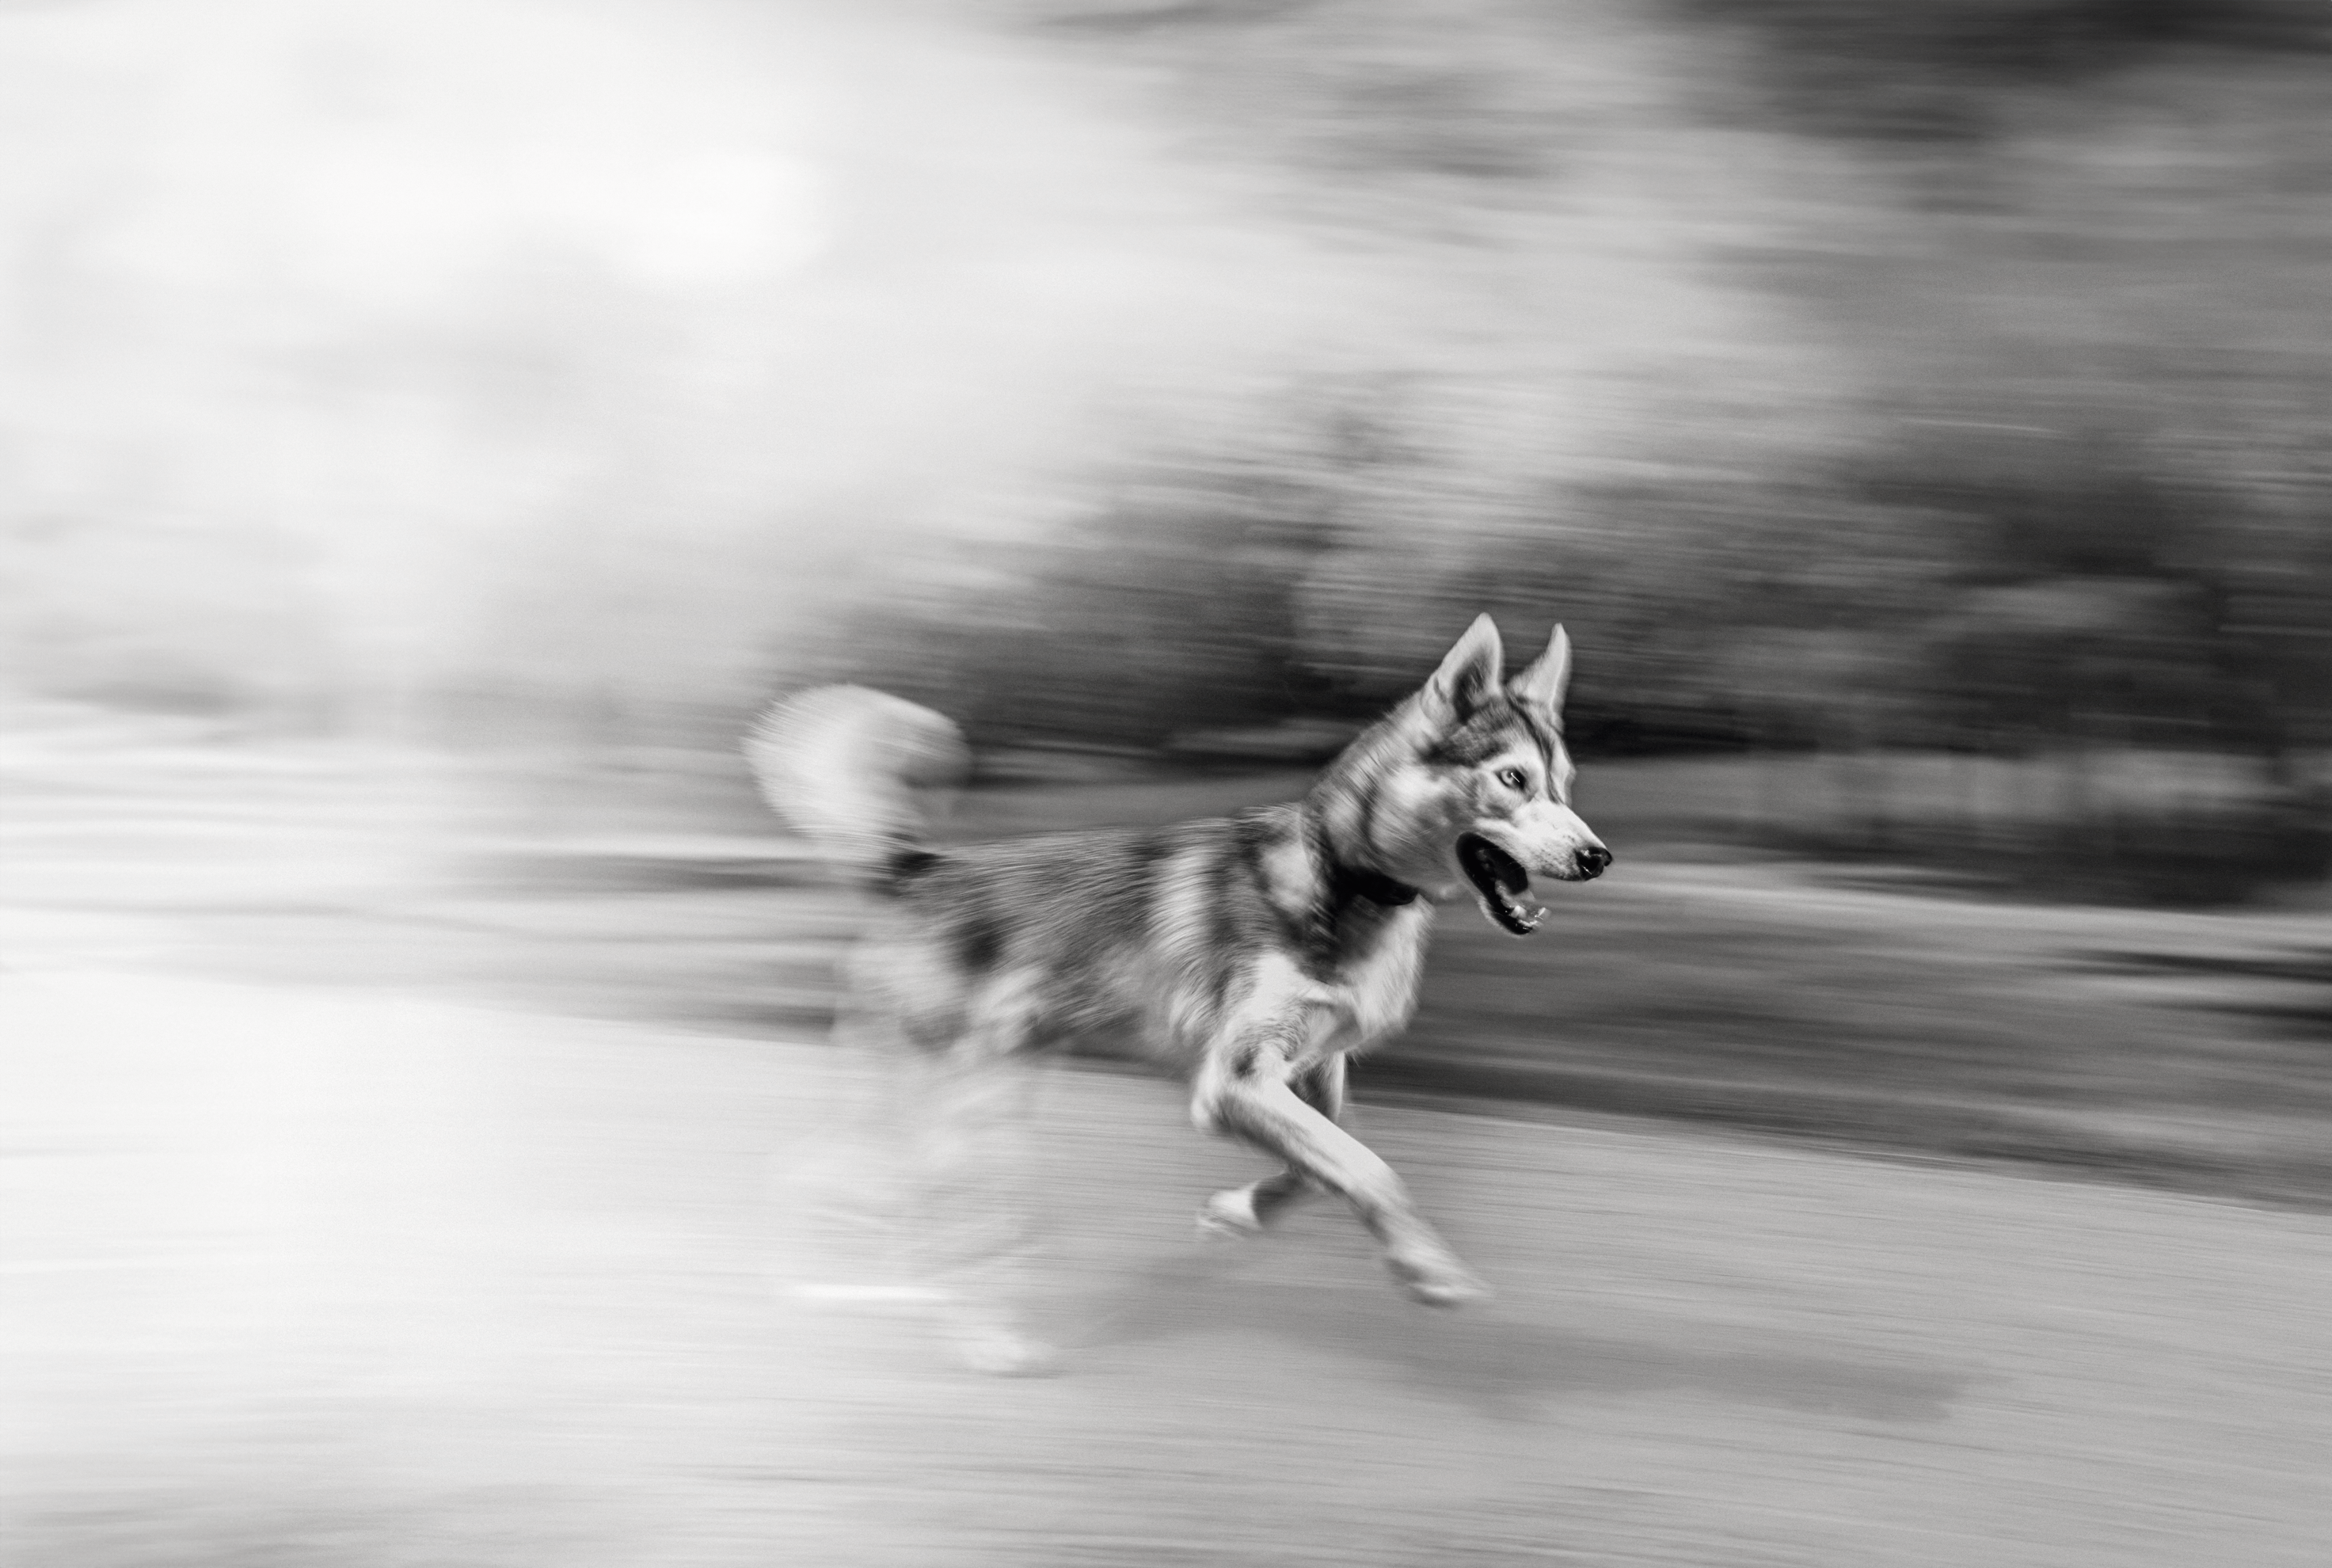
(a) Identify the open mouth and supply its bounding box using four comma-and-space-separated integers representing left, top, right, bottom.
1457, 833, 1543, 936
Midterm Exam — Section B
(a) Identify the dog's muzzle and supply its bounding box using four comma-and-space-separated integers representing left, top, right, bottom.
1573, 844, 1612, 880
1457, 834, 1543, 935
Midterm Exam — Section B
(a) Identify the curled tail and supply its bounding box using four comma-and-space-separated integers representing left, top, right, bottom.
744, 685, 970, 888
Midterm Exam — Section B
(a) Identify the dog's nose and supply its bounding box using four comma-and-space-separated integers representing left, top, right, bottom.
1573, 844, 1612, 880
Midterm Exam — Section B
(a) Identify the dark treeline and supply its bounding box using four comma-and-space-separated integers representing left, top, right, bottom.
6, 2, 2326, 898
832, 1, 2332, 900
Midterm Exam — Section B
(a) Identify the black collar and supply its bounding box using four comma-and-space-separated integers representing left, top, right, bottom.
1332, 861, 1421, 907
1302, 805, 1421, 910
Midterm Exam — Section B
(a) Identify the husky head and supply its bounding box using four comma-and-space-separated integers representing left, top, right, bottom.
1318, 614, 1611, 935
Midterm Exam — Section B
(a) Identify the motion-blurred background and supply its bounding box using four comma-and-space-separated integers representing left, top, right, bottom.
8, 0, 2329, 1186
9, 4, 2332, 1563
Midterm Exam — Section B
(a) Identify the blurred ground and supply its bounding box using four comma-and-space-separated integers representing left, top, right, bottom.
9, 972, 2332, 1567
8, 714, 2332, 1562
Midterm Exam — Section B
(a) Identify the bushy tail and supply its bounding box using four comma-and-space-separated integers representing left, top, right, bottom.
744, 686, 970, 886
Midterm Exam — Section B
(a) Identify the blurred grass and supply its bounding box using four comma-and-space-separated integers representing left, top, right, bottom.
1382, 866, 2332, 1206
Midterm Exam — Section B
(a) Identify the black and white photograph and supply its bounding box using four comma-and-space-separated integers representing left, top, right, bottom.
5, 2, 2330, 1564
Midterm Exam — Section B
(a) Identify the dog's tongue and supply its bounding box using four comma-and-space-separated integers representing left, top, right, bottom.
1495, 887, 1544, 932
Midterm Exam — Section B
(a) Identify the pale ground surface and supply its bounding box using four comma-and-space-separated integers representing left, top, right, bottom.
6, 714, 2332, 1565
7, 965, 2332, 1568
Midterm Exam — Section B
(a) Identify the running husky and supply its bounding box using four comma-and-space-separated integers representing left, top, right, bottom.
749, 615, 1609, 1372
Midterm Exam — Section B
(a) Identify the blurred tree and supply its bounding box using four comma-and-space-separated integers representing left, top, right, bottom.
1682, 0, 2330, 140
848, 454, 1345, 753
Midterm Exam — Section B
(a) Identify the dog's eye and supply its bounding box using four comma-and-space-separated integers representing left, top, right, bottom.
1497, 767, 1527, 792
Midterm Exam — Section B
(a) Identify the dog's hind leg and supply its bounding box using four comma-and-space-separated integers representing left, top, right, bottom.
908, 984, 1059, 1376
771, 973, 930, 1298
1197, 1053, 1344, 1239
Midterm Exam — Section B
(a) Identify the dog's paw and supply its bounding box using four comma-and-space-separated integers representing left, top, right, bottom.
1385, 1243, 1492, 1308
1196, 1187, 1264, 1242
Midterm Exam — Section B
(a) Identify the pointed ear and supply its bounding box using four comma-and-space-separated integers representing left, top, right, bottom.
1508, 623, 1571, 717
1421, 614, 1505, 720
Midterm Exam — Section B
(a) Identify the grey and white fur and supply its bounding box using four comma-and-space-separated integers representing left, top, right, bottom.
749, 614, 1611, 1373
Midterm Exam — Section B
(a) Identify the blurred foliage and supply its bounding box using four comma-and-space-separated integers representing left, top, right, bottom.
5, 0, 2328, 903
883, 412, 2332, 763
1678, 0, 2330, 141
852, 447, 1345, 751
895, 2, 2332, 838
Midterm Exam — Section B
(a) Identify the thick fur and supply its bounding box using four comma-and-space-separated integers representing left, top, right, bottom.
751, 615, 1609, 1373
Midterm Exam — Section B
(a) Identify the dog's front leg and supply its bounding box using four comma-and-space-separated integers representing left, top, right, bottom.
1198, 1054, 1342, 1238
1196, 1026, 1487, 1307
